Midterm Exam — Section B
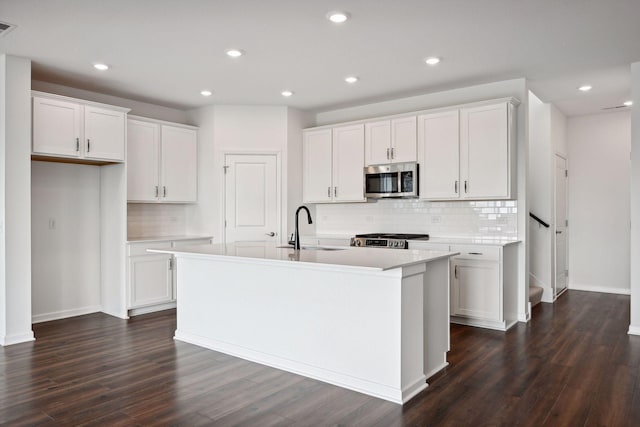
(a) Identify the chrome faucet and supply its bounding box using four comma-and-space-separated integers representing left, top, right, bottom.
294, 205, 313, 250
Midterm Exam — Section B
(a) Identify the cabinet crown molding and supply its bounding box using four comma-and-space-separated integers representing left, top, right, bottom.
31, 90, 131, 113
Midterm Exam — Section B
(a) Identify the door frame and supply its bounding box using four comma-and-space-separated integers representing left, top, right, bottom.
222, 151, 282, 245
553, 152, 569, 297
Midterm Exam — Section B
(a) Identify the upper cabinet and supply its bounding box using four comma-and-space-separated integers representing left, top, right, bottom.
127, 116, 198, 203
364, 116, 417, 165
419, 99, 517, 201
32, 92, 128, 163
303, 124, 365, 203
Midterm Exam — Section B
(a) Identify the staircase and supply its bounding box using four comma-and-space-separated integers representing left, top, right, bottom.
529, 285, 543, 307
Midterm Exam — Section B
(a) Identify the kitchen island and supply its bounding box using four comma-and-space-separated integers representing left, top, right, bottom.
151, 242, 457, 404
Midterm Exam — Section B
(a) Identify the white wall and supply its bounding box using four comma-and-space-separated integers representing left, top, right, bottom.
629, 61, 640, 334
568, 111, 631, 294
31, 162, 102, 322
287, 108, 314, 238
0, 55, 34, 345
312, 78, 530, 322
551, 104, 568, 157
187, 105, 308, 243
528, 92, 554, 298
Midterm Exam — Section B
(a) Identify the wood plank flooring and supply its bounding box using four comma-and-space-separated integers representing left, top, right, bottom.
1, 290, 639, 426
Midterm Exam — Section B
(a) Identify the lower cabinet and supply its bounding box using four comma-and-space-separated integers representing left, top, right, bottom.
409, 240, 519, 331
129, 253, 174, 308
127, 237, 212, 314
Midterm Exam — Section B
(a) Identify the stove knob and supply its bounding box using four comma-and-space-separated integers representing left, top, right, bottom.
355, 239, 362, 247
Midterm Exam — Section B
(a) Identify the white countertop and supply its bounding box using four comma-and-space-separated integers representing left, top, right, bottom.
150, 241, 457, 272
127, 235, 213, 244
304, 234, 519, 247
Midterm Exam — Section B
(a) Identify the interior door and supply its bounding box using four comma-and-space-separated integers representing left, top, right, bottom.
224, 154, 279, 243
555, 155, 568, 295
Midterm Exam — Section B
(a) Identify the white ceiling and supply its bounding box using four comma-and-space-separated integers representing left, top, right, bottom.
1, 0, 639, 116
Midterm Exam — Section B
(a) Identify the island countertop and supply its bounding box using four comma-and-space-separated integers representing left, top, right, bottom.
149, 241, 458, 272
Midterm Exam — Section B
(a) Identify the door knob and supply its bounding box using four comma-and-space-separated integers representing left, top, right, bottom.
265, 232, 276, 237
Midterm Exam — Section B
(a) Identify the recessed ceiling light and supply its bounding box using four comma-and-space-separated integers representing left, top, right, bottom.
93, 63, 109, 71
345, 76, 359, 84
226, 49, 244, 58
578, 85, 592, 92
624, 100, 633, 106
281, 90, 294, 97
201, 90, 212, 97
425, 57, 441, 66
327, 11, 350, 23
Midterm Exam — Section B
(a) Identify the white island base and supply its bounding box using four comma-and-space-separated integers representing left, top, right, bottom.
157, 243, 454, 404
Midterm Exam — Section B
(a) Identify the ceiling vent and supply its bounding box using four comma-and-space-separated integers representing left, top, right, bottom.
0, 21, 16, 37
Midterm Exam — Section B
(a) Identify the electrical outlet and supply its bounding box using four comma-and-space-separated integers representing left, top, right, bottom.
48, 218, 56, 230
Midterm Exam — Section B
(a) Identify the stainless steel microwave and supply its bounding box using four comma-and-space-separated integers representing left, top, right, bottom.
364, 162, 419, 198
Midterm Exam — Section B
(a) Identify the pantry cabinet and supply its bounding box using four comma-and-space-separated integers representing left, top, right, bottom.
32, 92, 128, 162
303, 124, 365, 203
127, 116, 198, 203
364, 116, 417, 165
418, 99, 517, 201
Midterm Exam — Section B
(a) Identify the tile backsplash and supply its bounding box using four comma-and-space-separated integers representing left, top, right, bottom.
314, 199, 518, 238
127, 203, 188, 238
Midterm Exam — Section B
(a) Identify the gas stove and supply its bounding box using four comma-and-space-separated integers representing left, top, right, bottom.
349, 233, 429, 249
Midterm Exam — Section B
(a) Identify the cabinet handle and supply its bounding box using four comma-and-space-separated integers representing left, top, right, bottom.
87, 139, 90, 152
163, 186, 167, 197
454, 181, 458, 194
76, 138, 80, 152
328, 186, 331, 198
155, 186, 159, 197
468, 252, 483, 255
334, 187, 337, 197
464, 180, 468, 193
391, 148, 395, 159
454, 265, 458, 279
168, 258, 173, 270
386, 148, 390, 160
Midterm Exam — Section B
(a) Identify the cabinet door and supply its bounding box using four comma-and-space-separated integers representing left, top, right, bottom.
418, 110, 460, 200
32, 96, 82, 157
364, 120, 391, 165
460, 103, 509, 199
84, 106, 126, 161
127, 120, 160, 201
161, 125, 198, 202
451, 259, 500, 321
332, 124, 365, 202
390, 116, 417, 163
128, 254, 173, 308
303, 129, 333, 203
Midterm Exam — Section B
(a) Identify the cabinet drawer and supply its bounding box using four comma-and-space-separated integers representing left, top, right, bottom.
450, 245, 500, 261
128, 241, 172, 256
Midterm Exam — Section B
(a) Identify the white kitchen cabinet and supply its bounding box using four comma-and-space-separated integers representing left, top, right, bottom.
459, 101, 515, 199
364, 116, 417, 165
302, 125, 365, 203
419, 99, 517, 201
127, 116, 198, 203
32, 92, 128, 162
129, 253, 174, 308
449, 244, 518, 331
127, 237, 212, 313
418, 110, 460, 199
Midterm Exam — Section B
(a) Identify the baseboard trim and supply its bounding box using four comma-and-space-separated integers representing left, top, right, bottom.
628, 326, 640, 336
32, 305, 102, 324
1, 331, 35, 346
129, 301, 176, 317
568, 284, 631, 295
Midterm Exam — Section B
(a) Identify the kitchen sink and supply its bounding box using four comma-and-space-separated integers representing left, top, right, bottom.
277, 245, 346, 251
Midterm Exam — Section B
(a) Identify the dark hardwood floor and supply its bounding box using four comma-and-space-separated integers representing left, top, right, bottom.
1, 290, 639, 426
